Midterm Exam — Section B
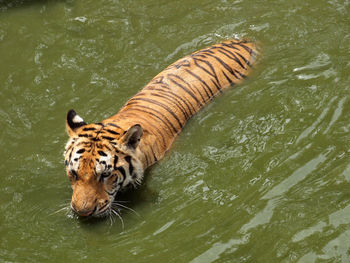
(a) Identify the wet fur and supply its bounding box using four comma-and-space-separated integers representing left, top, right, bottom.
64, 39, 258, 217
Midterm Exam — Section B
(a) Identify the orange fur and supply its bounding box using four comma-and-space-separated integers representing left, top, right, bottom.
64, 39, 258, 217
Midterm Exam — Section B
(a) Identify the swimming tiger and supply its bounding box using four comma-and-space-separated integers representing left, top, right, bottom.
64, 39, 258, 217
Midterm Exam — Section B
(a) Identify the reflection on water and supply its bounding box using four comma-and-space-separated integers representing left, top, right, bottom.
1, 0, 350, 262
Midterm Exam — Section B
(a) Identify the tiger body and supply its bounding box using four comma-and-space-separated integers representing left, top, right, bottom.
64, 39, 258, 217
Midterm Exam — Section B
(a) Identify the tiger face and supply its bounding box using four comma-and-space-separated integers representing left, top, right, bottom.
64, 110, 144, 217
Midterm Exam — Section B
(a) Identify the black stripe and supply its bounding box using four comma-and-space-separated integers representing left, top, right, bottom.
113, 155, 119, 170
75, 141, 87, 146
151, 87, 195, 116
116, 166, 126, 178
125, 103, 179, 135
83, 127, 96, 131
106, 123, 122, 129
141, 145, 150, 167
184, 68, 214, 98
218, 47, 250, 71
174, 58, 191, 69
195, 52, 224, 80
79, 142, 92, 148
169, 74, 207, 104
104, 144, 113, 151
211, 79, 223, 93
233, 50, 251, 67
130, 97, 184, 129
192, 57, 222, 92
151, 76, 165, 84
221, 42, 241, 51
148, 92, 190, 119
200, 48, 215, 54
124, 156, 134, 175
192, 53, 207, 58
78, 134, 91, 138
237, 42, 257, 57
167, 74, 203, 108
205, 53, 243, 81
102, 136, 115, 141
68, 148, 73, 162
222, 69, 234, 85
104, 129, 120, 135
65, 142, 74, 153
149, 144, 158, 163
233, 68, 246, 79
214, 46, 247, 69
98, 150, 107, 156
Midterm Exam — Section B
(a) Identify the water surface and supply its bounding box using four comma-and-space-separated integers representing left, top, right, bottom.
1, 0, 350, 262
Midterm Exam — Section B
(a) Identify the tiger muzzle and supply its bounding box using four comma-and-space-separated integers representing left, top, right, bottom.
73, 205, 96, 217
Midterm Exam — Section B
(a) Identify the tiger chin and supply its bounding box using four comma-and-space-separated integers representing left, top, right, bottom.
64, 39, 258, 218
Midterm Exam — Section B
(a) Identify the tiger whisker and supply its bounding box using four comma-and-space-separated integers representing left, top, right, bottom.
112, 202, 141, 218
112, 211, 117, 224
57, 203, 70, 208
50, 205, 70, 216
108, 211, 114, 226
111, 208, 125, 230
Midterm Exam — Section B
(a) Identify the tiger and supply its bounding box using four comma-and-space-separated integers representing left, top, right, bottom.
64, 39, 258, 218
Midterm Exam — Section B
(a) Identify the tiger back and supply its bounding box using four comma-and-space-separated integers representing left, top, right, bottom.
64, 39, 258, 217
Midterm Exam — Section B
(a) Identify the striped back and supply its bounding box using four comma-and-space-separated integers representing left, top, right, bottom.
106, 39, 258, 167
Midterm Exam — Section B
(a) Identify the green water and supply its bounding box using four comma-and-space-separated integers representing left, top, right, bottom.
1, 0, 350, 262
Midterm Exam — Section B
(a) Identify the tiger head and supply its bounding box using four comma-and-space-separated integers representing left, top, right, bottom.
64, 110, 144, 217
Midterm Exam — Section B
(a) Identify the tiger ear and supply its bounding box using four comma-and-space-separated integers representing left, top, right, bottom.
66, 109, 87, 137
120, 124, 143, 149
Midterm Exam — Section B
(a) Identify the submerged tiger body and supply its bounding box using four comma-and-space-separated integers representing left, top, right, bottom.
64, 39, 258, 217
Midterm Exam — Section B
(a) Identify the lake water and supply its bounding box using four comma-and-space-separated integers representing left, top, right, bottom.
1, 0, 350, 262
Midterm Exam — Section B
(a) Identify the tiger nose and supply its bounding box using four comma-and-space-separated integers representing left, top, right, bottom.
76, 207, 96, 217
71, 203, 96, 217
